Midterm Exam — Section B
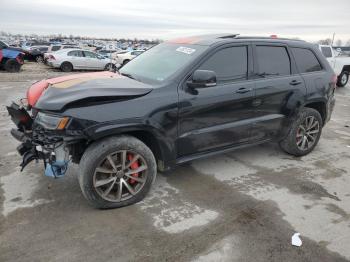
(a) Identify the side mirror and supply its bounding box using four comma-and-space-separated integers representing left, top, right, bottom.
187, 70, 217, 88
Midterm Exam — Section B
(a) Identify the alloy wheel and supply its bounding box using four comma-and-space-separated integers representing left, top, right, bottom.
93, 150, 148, 202
341, 73, 348, 86
296, 116, 320, 151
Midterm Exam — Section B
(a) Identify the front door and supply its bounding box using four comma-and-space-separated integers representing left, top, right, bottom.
177, 44, 255, 157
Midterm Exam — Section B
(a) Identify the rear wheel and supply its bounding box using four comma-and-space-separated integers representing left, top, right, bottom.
279, 108, 323, 156
104, 63, 116, 71
4, 59, 21, 72
60, 62, 73, 72
79, 136, 157, 209
337, 71, 349, 87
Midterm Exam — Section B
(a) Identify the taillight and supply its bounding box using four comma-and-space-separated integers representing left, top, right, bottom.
49, 55, 56, 60
270, 34, 278, 39
331, 74, 337, 86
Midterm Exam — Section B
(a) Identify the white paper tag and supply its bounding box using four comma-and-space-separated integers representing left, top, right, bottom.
176, 46, 196, 55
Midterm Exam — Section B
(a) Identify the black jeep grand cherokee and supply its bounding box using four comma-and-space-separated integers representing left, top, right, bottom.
8, 34, 336, 209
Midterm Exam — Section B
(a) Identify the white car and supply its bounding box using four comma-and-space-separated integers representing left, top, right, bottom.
114, 50, 144, 65
318, 45, 350, 87
46, 49, 117, 72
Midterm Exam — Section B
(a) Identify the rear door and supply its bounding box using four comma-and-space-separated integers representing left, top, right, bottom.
251, 43, 306, 141
83, 51, 102, 69
178, 44, 255, 156
67, 50, 85, 69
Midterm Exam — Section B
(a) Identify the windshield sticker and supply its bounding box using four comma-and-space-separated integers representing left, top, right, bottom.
176, 46, 196, 55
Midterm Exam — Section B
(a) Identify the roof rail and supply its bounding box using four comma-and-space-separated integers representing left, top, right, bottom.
235, 36, 305, 41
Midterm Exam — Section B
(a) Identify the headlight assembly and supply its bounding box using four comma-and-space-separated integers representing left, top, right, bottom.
35, 112, 70, 130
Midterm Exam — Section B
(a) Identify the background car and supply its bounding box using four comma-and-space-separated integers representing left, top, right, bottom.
46, 48, 117, 72
43, 44, 80, 63
0, 40, 25, 72
97, 49, 120, 59
26, 45, 49, 63
114, 50, 144, 65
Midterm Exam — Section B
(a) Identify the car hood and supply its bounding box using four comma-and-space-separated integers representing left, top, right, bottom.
32, 72, 153, 111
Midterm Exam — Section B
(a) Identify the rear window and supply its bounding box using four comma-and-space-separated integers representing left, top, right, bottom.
256, 46, 291, 76
291, 48, 322, 73
320, 46, 332, 58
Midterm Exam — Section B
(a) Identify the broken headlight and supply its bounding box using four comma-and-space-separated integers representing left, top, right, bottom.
35, 112, 70, 130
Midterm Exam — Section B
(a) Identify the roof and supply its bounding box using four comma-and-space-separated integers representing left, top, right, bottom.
167, 34, 307, 46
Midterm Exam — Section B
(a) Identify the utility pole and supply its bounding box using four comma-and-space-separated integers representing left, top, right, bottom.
331, 32, 335, 46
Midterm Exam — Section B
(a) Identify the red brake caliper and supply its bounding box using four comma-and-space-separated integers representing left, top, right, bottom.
127, 154, 139, 184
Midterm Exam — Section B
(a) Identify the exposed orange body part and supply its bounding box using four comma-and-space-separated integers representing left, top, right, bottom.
26, 71, 118, 107
167, 37, 201, 44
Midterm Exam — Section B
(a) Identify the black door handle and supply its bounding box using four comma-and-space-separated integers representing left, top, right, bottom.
290, 80, 302, 86
236, 87, 252, 94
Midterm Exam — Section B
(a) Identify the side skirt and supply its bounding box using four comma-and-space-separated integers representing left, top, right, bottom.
176, 138, 272, 165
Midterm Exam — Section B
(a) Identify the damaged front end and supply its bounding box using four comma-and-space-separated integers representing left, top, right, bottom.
7, 102, 78, 178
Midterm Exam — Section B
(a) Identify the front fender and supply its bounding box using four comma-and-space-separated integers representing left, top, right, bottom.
84, 122, 175, 168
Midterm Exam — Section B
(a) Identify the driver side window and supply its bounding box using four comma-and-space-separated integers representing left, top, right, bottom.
198, 46, 248, 83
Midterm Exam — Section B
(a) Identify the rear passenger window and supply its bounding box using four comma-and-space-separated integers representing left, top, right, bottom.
256, 46, 291, 76
292, 48, 322, 73
199, 46, 248, 82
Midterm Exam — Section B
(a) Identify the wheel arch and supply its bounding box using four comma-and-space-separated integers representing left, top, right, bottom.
341, 65, 350, 74
82, 124, 175, 171
303, 100, 327, 124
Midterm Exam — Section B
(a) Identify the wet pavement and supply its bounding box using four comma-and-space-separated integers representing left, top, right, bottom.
1, 63, 350, 261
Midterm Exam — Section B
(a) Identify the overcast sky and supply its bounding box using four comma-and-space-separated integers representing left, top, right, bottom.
1, 0, 349, 42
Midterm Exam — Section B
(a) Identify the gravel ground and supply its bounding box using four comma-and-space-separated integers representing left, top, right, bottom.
0, 62, 350, 262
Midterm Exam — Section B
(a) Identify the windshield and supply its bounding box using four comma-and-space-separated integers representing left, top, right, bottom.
119, 43, 208, 84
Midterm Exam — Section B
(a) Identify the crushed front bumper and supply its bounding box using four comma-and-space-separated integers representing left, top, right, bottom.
7, 102, 71, 177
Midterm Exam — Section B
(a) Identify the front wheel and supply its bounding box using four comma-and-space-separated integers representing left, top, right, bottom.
279, 108, 323, 156
79, 136, 157, 209
122, 59, 130, 65
36, 55, 44, 63
337, 71, 349, 87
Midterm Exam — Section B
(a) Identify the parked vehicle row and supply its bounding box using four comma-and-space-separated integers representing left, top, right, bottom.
7, 34, 336, 209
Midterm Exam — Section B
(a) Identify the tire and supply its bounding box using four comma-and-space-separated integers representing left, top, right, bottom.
122, 59, 130, 65
4, 59, 21, 72
104, 63, 116, 71
337, 71, 349, 87
60, 62, 73, 72
79, 135, 157, 209
279, 108, 323, 157
35, 55, 44, 63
